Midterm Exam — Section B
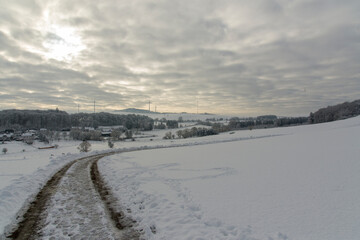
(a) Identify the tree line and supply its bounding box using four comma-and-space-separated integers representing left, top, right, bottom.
0, 109, 70, 131
309, 99, 360, 124
0, 109, 154, 131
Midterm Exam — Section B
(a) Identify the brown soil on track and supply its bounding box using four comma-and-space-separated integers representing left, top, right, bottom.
5, 152, 141, 240
91, 159, 141, 239
6, 160, 77, 240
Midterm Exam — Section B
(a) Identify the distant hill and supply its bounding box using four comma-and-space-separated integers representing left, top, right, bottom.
310, 99, 360, 123
115, 108, 159, 114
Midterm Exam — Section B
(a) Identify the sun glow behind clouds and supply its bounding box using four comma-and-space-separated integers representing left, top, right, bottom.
39, 11, 86, 62
43, 25, 85, 61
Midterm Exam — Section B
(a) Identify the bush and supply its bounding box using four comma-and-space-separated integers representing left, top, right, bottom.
125, 130, 133, 139
25, 138, 34, 145
78, 140, 91, 152
166, 120, 178, 129
108, 140, 114, 149
163, 131, 173, 139
110, 129, 121, 140
2, 148, 7, 154
176, 127, 217, 139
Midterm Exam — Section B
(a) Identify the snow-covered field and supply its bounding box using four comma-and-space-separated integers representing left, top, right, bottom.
99, 116, 360, 240
0, 116, 359, 239
0, 125, 279, 236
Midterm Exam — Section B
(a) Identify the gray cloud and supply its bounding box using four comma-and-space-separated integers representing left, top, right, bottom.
0, 0, 359, 116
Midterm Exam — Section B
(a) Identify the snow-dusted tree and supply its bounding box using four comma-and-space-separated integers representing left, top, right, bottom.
54, 131, 60, 141
62, 131, 67, 140
2, 148, 7, 154
78, 140, 91, 152
110, 129, 121, 140
107, 140, 114, 149
163, 131, 173, 139
90, 130, 102, 141
125, 130, 133, 139
70, 128, 82, 140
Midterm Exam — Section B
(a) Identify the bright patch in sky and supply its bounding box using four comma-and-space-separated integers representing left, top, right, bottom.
42, 26, 85, 61
127, 66, 153, 74
39, 10, 85, 62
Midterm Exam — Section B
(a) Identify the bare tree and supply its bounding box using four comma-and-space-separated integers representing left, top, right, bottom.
125, 130, 133, 139
78, 140, 91, 152
110, 129, 121, 140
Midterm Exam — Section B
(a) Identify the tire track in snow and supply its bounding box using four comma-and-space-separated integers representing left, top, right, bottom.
5, 159, 77, 240
4, 153, 140, 240
90, 158, 140, 239
3, 134, 284, 239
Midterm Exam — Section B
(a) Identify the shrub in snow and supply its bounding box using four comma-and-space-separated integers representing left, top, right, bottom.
110, 129, 121, 141
78, 140, 91, 152
163, 131, 173, 139
25, 138, 34, 145
107, 140, 114, 149
125, 130, 133, 139
2, 147, 7, 154
176, 127, 217, 139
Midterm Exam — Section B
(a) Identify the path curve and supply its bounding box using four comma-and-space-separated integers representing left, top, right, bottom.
5, 153, 140, 240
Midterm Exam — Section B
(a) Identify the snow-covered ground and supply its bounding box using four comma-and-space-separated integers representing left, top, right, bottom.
0, 125, 280, 236
0, 140, 116, 190
0, 116, 359, 239
99, 116, 360, 240
0, 140, 116, 235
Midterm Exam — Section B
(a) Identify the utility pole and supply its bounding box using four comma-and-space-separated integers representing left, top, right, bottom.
148, 100, 151, 112
78, 104, 80, 113
93, 100, 96, 129
155, 106, 157, 113
196, 98, 198, 114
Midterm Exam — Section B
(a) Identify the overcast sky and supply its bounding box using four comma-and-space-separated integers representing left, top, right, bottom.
0, 0, 359, 116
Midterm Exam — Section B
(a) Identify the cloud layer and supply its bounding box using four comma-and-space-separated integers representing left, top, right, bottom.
1, 0, 359, 116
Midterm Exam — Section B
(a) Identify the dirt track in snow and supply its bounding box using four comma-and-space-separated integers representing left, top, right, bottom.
5, 153, 140, 240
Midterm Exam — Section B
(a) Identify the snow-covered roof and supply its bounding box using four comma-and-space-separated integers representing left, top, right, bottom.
98, 125, 125, 130
21, 132, 34, 137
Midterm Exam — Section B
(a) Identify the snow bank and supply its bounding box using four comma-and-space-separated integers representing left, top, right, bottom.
99, 116, 360, 240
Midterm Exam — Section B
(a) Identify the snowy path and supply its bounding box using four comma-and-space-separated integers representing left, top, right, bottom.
5, 154, 140, 240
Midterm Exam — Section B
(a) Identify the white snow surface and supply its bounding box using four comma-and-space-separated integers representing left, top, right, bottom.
0, 116, 359, 239
98, 116, 360, 240
0, 127, 282, 236
0, 140, 119, 236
